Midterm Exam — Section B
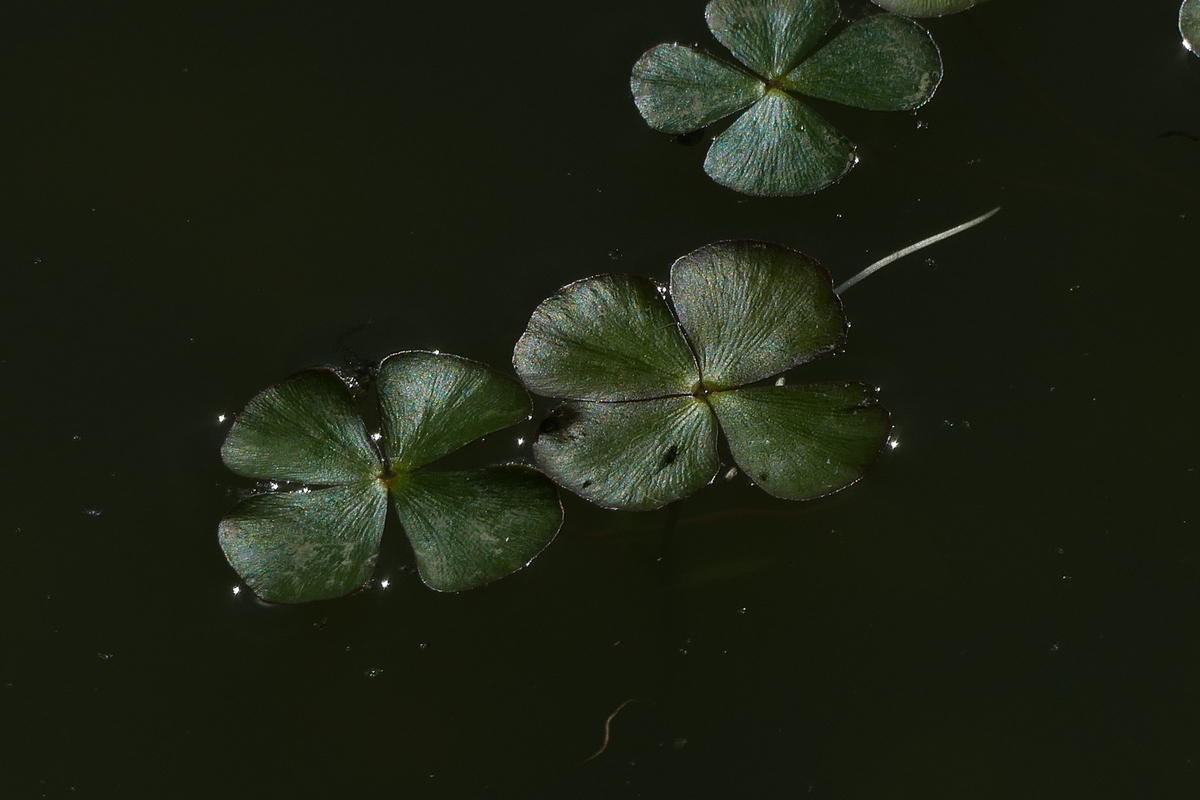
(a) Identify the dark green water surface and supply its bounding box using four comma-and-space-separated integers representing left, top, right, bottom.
4, 1, 1199, 797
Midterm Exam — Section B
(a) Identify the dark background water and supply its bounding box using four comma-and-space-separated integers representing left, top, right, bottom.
4, 0, 1199, 797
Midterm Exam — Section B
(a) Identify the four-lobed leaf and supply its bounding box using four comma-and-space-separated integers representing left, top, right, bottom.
631, 0, 943, 196
514, 241, 892, 511
219, 353, 563, 603
1184, 0, 1200, 55
211, 0, 999, 602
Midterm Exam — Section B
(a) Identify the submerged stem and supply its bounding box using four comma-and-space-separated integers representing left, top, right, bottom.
835, 207, 1002, 294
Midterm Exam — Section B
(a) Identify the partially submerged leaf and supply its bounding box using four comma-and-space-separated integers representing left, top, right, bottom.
517, 242, 890, 511
872, 0, 981, 16
703, 90, 856, 196
633, 0, 943, 196
1184, 0, 1200, 54
669, 240, 846, 388
218, 482, 388, 603
709, 383, 891, 500
533, 397, 720, 511
631, 44, 763, 134
220, 353, 563, 602
378, 351, 530, 470
513, 274, 699, 401
783, 14, 943, 111
391, 466, 563, 592
221, 369, 380, 485
705, 0, 839, 79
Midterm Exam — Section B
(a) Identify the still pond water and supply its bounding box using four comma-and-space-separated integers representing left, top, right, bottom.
4, 0, 1199, 797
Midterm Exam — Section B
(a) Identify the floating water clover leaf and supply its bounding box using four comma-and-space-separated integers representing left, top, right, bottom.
871, 0, 982, 16
513, 242, 892, 511
630, 0, 942, 196
1184, 0, 1200, 55
218, 352, 563, 603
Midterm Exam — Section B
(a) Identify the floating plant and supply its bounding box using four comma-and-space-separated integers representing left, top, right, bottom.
513, 209, 998, 511
630, 0, 943, 196
1184, 0, 1199, 55
513, 241, 891, 510
218, 352, 562, 603
871, 0, 984, 16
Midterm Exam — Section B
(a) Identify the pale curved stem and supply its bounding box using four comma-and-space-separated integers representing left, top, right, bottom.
835, 207, 1002, 295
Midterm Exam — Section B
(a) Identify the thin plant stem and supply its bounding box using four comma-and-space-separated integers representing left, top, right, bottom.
835, 207, 1002, 294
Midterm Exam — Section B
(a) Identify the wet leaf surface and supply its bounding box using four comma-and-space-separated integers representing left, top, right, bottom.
378, 351, 530, 470
533, 396, 720, 511
872, 0, 982, 16
220, 369, 380, 485
709, 382, 891, 500
219, 354, 561, 602
669, 240, 846, 388
783, 14, 942, 111
631, 0, 942, 195
391, 466, 563, 592
703, 89, 857, 196
705, 0, 839, 79
218, 482, 388, 604
630, 44, 763, 134
515, 241, 888, 510
513, 274, 699, 401
1184, 0, 1200, 54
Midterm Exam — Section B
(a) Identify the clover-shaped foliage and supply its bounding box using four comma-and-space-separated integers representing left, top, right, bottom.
513, 242, 892, 511
872, 0, 982, 16
631, 0, 942, 196
218, 352, 562, 603
1184, 0, 1200, 55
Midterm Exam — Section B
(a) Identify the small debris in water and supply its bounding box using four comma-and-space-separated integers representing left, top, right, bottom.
364, 667, 384, 678
97, 652, 114, 662
83, 509, 103, 517
737, 607, 749, 616
417, 642, 429, 651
